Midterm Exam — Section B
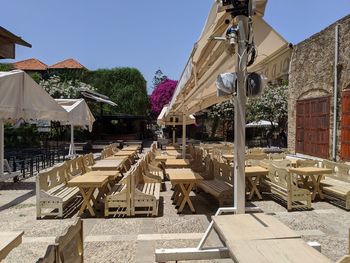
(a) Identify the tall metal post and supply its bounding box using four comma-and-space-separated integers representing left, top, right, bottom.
68, 124, 76, 156
0, 120, 4, 177
182, 104, 187, 159
172, 124, 176, 145
234, 15, 249, 214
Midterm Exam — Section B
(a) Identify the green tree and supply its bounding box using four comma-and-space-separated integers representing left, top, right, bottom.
0, 63, 13, 71
246, 82, 288, 129
208, 100, 234, 139
152, 69, 167, 89
83, 67, 149, 116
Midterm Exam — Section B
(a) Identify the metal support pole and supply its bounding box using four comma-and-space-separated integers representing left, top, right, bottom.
172, 124, 176, 145
0, 120, 4, 177
182, 105, 187, 159
234, 16, 249, 214
68, 124, 76, 156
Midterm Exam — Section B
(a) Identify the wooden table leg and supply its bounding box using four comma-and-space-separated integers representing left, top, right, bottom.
247, 176, 262, 200
79, 187, 96, 216
178, 183, 195, 213
310, 175, 324, 201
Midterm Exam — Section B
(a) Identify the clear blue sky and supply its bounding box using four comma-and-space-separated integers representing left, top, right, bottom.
2, 0, 350, 93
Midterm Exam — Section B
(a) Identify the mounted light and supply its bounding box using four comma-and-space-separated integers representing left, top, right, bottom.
216, 72, 237, 97
246, 72, 266, 98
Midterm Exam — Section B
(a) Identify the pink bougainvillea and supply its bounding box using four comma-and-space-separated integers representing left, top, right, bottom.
150, 79, 178, 117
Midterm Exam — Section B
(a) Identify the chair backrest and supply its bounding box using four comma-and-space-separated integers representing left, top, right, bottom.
56, 218, 83, 263
120, 157, 132, 174
334, 163, 350, 183
38, 164, 67, 192
271, 159, 292, 168
213, 159, 233, 185
37, 245, 56, 263
247, 148, 264, 154
245, 153, 268, 160
83, 153, 95, 168
66, 156, 85, 179
269, 165, 291, 189
296, 159, 318, 168
322, 159, 336, 171
269, 153, 286, 160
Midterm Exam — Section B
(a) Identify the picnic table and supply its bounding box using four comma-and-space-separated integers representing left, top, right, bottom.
0, 231, 24, 260
165, 159, 191, 169
165, 150, 181, 156
289, 167, 333, 200
92, 159, 126, 171
67, 175, 109, 216
122, 145, 139, 151
245, 166, 269, 200
155, 155, 177, 161
212, 213, 331, 263
113, 150, 136, 157
167, 169, 203, 214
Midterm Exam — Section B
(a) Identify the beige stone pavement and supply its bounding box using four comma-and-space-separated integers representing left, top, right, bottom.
0, 156, 349, 262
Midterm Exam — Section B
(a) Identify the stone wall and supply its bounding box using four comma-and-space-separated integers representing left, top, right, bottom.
288, 14, 350, 160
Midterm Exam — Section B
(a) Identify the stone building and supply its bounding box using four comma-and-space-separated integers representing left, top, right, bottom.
288, 15, 350, 160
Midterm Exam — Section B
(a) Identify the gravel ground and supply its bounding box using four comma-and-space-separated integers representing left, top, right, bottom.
1, 152, 349, 262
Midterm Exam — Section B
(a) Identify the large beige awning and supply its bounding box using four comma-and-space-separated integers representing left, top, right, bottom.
157, 105, 196, 126
169, 0, 290, 114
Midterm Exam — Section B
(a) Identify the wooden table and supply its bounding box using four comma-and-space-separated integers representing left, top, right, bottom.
92, 159, 126, 171
165, 159, 191, 169
68, 175, 109, 216
222, 154, 234, 164
113, 150, 136, 157
245, 166, 269, 200
166, 150, 181, 156
167, 169, 203, 214
155, 155, 177, 161
166, 146, 182, 151
123, 145, 139, 151
0, 231, 24, 260
212, 214, 331, 263
289, 167, 333, 200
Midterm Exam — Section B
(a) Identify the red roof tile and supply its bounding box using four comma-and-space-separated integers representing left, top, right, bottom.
13, 58, 47, 71
49, 58, 85, 69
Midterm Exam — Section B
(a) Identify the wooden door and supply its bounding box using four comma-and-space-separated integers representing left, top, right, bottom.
295, 96, 330, 158
341, 90, 350, 160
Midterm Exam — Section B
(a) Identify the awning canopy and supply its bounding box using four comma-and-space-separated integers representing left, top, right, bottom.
246, 120, 277, 128
0, 70, 68, 122
80, 89, 117, 107
157, 105, 196, 126
55, 99, 95, 132
169, 0, 290, 114
0, 26, 32, 59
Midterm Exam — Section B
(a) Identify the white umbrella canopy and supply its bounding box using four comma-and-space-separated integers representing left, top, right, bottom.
246, 120, 277, 128
55, 99, 95, 156
169, 0, 289, 114
0, 70, 69, 177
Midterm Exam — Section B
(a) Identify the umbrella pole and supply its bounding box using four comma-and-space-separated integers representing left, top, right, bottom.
0, 120, 3, 177
69, 124, 75, 156
172, 124, 175, 145
182, 105, 186, 159
233, 15, 249, 214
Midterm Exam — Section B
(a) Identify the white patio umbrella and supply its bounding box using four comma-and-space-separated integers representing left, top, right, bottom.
0, 70, 69, 177
55, 99, 95, 156
157, 105, 196, 156
246, 120, 277, 128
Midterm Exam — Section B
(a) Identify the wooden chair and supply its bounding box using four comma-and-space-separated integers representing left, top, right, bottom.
197, 159, 233, 206
245, 153, 268, 160
131, 163, 160, 216
263, 164, 312, 211
36, 164, 79, 218
321, 162, 350, 210
104, 172, 131, 217
269, 153, 286, 160
37, 245, 56, 263
56, 218, 83, 263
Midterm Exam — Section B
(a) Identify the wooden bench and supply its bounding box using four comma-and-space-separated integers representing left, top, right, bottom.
131, 163, 160, 216
197, 159, 233, 206
36, 163, 80, 218
104, 172, 131, 217
321, 161, 350, 210
82, 153, 95, 172
37, 218, 83, 263
261, 163, 311, 211
65, 156, 86, 180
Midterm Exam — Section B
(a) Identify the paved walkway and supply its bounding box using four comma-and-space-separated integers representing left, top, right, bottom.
0, 150, 348, 262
